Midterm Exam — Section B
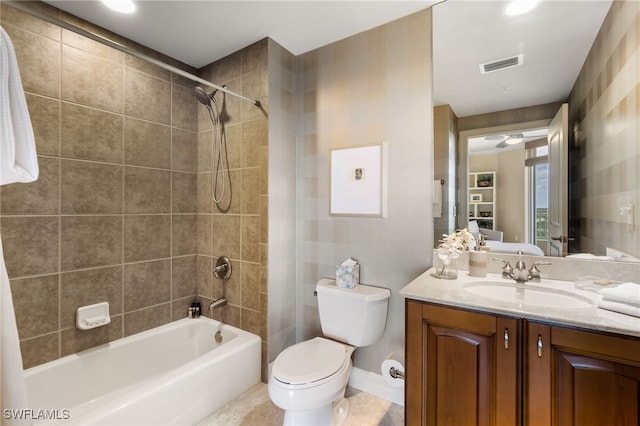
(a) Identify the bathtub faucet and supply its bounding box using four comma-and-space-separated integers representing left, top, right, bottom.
209, 297, 227, 312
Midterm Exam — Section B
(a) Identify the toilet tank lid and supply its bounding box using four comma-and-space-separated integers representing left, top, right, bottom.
316, 279, 390, 302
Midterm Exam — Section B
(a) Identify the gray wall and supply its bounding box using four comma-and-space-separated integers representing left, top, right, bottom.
568, 0, 640, 258
295, 9, 434, 373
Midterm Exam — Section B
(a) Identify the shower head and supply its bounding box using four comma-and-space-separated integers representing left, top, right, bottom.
194, 86, 218, 105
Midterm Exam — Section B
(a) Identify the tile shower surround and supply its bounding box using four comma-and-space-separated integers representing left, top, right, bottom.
0, 2, 269, 372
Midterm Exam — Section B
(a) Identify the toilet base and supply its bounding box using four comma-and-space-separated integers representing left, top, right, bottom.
281, 397, 350, 426
332, 397, 350, 425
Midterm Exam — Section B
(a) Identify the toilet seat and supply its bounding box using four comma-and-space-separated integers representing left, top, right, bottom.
272, 337, 347, 386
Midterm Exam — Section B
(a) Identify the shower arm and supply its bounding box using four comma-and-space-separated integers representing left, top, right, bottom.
4, 1, 262, 108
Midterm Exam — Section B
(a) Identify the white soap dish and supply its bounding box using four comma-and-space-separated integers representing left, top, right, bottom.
76, 302, 111, 330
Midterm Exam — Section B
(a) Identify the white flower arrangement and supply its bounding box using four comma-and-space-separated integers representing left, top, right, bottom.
438, 227, 475, 254
434, 228, 475, 279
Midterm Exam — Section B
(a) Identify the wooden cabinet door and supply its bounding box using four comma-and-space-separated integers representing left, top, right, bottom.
405, 300, 520, 426
553, 327, 640, 426
526, 322, 640, 426
524, 322, 551, 426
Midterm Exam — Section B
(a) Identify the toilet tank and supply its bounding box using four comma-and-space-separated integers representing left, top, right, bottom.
316, 279, 391, 347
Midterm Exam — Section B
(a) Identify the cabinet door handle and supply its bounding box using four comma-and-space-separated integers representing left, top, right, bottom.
537, 334, 543, 358
504, 328, 509, 350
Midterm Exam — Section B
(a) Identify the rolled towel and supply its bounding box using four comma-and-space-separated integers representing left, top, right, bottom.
600, 282, 640, 306
598, 300, 640, 318
0, 24, 39, 185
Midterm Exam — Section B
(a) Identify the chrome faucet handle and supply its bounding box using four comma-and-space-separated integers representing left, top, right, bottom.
528, 261, 552, 282
514, 250, 527, 270
492, 258, 513, 279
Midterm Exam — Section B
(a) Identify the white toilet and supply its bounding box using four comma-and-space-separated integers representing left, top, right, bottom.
268, 278, 391, 425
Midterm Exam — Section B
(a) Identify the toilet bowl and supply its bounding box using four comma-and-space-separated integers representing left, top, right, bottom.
268, 337, 354, 425
268, 279, 390, 425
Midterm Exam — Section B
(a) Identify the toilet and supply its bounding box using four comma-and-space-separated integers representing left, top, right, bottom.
268, 278, 391, 425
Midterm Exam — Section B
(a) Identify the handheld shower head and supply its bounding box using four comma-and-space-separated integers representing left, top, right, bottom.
194, 86, 218, 105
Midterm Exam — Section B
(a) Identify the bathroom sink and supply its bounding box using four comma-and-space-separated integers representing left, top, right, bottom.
464, 281, 594, 309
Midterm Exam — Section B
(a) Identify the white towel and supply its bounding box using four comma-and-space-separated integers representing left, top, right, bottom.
598, 300, 640, 318
1, 24, 39, 185
600, 282, 640, 306
433, 180, 442, 218
1, 24, 36, 425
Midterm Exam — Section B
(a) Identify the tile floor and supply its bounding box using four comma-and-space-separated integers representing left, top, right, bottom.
197, 383, 404, 426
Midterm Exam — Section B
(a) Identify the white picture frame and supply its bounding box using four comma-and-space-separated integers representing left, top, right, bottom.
470, 193, 483, 202
330, 143, 387, 217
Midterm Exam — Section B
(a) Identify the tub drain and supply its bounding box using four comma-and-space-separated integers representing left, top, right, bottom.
215, 330, 223, 343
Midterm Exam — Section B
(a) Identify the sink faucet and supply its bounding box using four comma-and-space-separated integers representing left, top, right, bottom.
209, 297, 227, 312
494, 252, 551, 283
512, 256, 530, 283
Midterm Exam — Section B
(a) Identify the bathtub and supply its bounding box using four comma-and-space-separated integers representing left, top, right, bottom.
24, 317, 261, 425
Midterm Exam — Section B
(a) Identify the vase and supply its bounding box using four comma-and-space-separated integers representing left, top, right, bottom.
433, 250, 459, 279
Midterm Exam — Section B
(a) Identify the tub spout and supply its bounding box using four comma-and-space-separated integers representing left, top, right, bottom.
209, 297, 227, 311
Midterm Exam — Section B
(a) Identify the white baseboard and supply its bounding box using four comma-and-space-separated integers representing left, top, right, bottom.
348, 367, 404, 406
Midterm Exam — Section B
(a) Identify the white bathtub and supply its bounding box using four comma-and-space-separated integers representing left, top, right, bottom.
24, 317, 261, 425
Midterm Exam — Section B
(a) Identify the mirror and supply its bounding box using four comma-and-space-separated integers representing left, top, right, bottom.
433, 0, 640, 262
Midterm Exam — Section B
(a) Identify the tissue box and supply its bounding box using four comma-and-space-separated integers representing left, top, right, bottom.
336, 258, 360, 289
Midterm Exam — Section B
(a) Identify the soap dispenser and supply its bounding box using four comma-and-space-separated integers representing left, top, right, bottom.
468, 247, 488, 277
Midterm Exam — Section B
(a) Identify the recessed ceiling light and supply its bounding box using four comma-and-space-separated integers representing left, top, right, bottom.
100, 0, 136, 14
504, 0, 539, 16
505, 134, 524, 145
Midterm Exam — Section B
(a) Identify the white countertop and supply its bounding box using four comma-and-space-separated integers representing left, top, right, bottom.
399, 268, 640, 338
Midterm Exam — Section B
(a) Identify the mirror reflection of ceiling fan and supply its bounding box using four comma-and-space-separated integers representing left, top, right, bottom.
486, 133, 546, 148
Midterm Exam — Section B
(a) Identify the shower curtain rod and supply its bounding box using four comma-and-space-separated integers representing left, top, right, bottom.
4, 1, 262, 107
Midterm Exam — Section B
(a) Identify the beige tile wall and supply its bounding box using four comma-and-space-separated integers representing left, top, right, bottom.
195, 39, 270, 380
568, 0, 640, 258
0, 2, 200, 368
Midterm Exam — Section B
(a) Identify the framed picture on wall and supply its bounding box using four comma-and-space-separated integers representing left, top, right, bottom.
330, 143, 387, 217
470, 193, 483, 202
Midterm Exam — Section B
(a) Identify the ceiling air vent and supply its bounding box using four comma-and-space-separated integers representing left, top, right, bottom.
479, 54, 523, 74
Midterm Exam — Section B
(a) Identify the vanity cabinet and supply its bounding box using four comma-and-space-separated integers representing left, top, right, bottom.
525, 322, 640, 426
406, 299, 640, 425
405, 300, 521, 425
